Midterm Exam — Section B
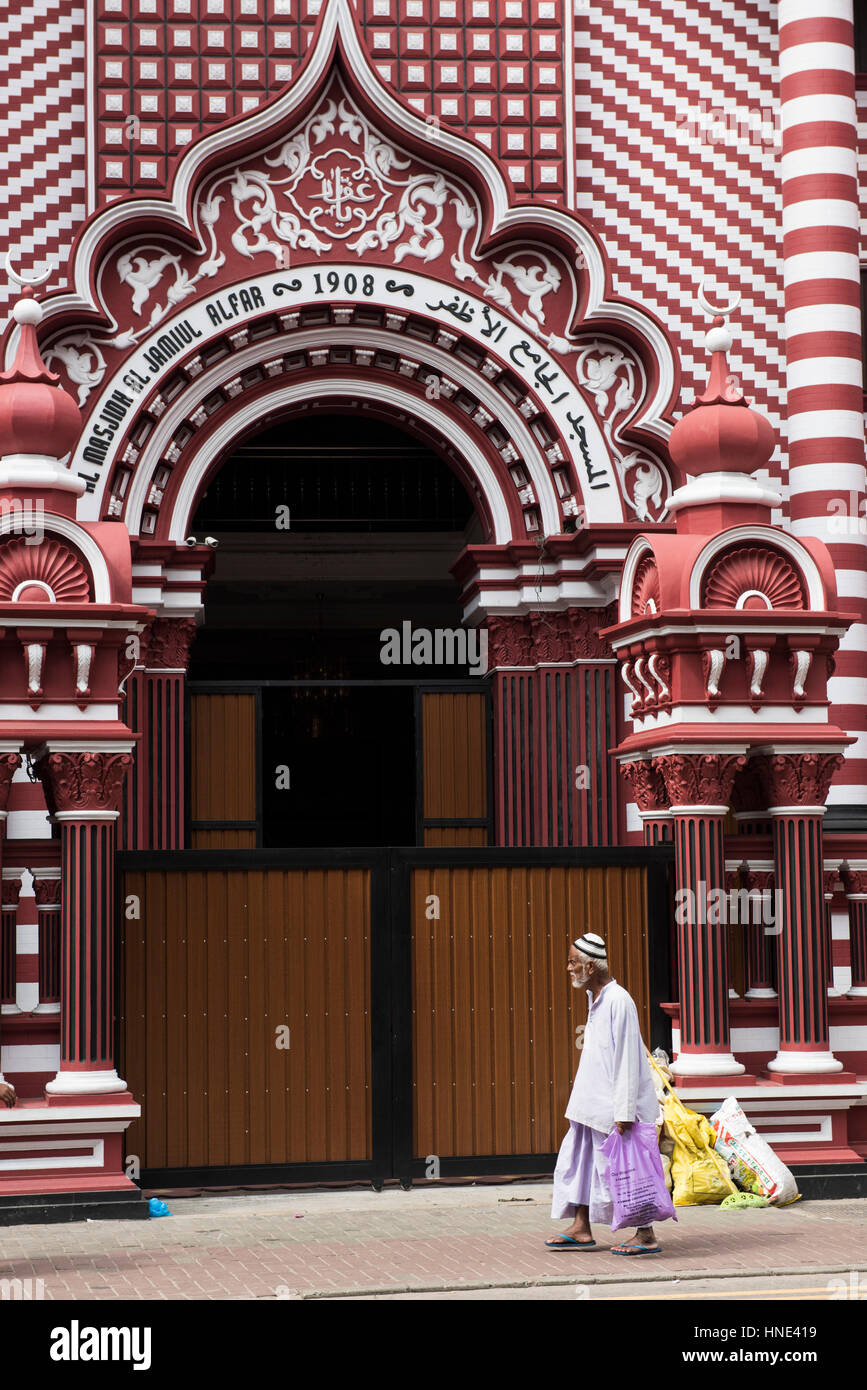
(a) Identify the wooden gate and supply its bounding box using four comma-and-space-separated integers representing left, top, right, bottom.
119, 846, 672, 1186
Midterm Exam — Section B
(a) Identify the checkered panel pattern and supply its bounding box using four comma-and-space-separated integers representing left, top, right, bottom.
93, 0, 568, 203
0, 1, 86, 317
575, 0, 786, 489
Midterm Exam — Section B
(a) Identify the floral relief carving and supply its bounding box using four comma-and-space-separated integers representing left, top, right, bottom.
485, 607, 616, 668
620, 759, 668, 813
754, 752, 844, 809
145, 618, 198, 671
841, 867, 867, 898
0, 752, 21, 813
40, 751, 132, 816
652, 752, 747, 808
34, 877, 62, 907
573, 340, 670, 522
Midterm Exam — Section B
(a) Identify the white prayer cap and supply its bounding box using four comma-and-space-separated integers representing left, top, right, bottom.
572, 932, 607, 961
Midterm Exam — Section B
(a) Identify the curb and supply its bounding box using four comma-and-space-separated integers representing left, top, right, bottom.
295, 1261, 867, 1300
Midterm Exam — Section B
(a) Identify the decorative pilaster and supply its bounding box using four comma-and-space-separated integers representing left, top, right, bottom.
725, 867, 741, 999
38, 748, 133, 1095
823, 870, 839, 995
654, 751, 747, 1080
489, 608, 618, 846
0, 747, 21, 1085
14, 869, 39, 1014
740, 865, 778, 998
840, 866, 867, 998
756, 752, 845, 1076
121, 617, 196, 850
35, 872, 61, 1008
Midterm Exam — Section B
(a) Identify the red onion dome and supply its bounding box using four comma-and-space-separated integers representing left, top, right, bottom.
0, 293, 81, 460
668, 317, 775, 478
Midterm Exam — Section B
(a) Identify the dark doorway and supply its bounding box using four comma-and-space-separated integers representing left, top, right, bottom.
188, 410, 483, 848
261, 683, 415, 848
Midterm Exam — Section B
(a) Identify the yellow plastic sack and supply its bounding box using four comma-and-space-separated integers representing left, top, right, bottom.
647, 1056, 737, 1207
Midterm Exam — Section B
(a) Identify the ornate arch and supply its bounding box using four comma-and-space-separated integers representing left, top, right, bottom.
12, 0, 679, 547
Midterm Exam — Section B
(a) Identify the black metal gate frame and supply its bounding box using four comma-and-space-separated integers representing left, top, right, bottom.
117, 844, 674, 1190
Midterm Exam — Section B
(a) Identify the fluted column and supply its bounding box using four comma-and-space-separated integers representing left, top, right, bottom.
756, 752, 845, 1075
37, 748, 133, 1095
654, 752, 747, 1080
840, 866, 867, 997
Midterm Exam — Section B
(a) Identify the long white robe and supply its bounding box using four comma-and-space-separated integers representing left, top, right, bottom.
565, 979, 659, 1132
551, 980, 660, 1223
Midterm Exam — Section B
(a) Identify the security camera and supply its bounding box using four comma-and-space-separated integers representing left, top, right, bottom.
204, 536, 219, 547
185, 536, 198, 546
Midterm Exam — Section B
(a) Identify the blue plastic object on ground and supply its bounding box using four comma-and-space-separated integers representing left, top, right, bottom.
148, 1197, 171, 1217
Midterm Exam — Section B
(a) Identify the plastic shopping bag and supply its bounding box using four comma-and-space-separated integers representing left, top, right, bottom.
710, 1096, 799, 1205
599, 1122, 677, 1233
647, 1055, 737, 1207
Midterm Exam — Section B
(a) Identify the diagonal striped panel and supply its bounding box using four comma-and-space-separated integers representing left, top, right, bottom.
0, 1, 86, 316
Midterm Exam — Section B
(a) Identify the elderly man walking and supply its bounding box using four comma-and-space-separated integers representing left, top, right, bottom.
546, 932, 669, 1256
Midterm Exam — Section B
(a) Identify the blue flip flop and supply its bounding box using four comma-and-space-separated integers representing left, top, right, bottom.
611, 1241, 662, 1256
545, 1234, 597, 1249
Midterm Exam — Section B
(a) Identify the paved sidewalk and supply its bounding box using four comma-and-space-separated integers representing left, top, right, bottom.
0, 1183, 865, 1300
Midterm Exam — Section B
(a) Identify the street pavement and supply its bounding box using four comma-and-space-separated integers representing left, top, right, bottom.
0, 1182, 865, 1301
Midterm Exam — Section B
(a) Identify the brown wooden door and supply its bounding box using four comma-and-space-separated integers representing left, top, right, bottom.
409, 862, 650, 1159
121, 864, 372, 1172
189, 692, 258, 846
419, 690, 489, 845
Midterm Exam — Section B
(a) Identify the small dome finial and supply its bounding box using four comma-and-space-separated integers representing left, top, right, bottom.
691, 279, 745, 407
0, 254, 82, 470
666, 278, 776, 490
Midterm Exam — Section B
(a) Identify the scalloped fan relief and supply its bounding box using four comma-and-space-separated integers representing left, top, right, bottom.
0, 537, 90, 603
702, 546, 805, 611
631, 554, 661, 616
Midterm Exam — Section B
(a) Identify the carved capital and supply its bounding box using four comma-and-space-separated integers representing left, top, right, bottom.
1, 877, 21, 907
730, 762, 767, 818
566, 603, 617, 660
34, 877, 62, 907
652, 752, 747, 808
754, 752, 844, 809
39, 750, 132, 815
145, 617, 197, 671
486, 616, 534, 669
620, 759, 669, 813
841, 867, 867, 898
487, 606, 616, 668
741, 867, 775, 894
0, 752, 21, 813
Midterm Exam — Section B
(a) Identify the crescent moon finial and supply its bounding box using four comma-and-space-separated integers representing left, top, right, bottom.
697, 277, 741, 320
5, 253, 52, 290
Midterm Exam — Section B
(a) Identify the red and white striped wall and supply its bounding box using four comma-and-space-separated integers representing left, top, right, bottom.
779, 0, 867, 816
